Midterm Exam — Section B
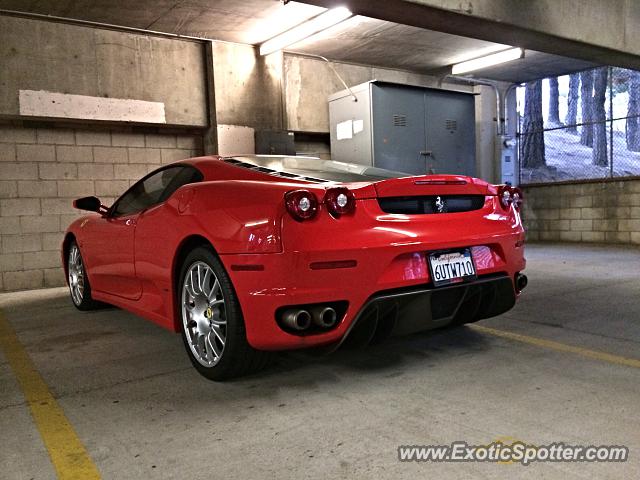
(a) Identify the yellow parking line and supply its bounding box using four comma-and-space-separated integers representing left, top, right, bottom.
472, 324, 640, 369
0, 310, 101, 480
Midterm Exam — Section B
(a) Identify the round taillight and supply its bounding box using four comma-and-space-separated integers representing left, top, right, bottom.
511, 187, 524, 211
284, 190, 319, 221
324, 187, 356, 217
500, 186, 512, 209
497, 185, 524, 211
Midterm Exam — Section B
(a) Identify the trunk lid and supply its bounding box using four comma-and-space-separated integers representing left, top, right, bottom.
372, 174, 490, 198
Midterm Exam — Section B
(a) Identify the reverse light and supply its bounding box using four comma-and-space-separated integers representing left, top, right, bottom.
324, 187, 356, 217
285, 190, 319, 221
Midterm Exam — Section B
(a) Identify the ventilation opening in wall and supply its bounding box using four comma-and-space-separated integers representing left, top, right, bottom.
392, 114, 407, 127
445, 119, 457, 131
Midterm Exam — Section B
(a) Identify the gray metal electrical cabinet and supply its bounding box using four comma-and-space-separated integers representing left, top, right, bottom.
328, 81, 476, 176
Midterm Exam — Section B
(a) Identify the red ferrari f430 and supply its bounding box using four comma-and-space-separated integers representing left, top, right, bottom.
63, 155, 527, 380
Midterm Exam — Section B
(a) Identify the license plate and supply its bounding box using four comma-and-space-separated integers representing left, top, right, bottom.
428, 249, 476, 287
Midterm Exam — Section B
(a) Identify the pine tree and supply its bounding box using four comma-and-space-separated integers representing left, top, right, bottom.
580, 70, 593, 147
566, 74, 579, 133
548, 78, 561, 125
592, 67, 608, 166
521, 80, 546, 168
626, 70, 640, 152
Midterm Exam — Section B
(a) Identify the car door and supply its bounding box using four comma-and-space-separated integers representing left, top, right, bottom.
86, 167, 184, 300
133, 166, 204, 316
86, 211, 140, 300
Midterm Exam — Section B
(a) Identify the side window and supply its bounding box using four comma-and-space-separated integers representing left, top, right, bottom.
159, 166, 204, 202
112, 167, 183, 217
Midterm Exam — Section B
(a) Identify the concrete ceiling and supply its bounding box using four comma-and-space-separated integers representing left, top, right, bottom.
288, 15, 598, 83
0, 0, 598, 83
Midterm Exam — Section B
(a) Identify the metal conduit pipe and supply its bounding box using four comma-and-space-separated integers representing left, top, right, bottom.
503, 82, 523, 137
442, 75, 502, 135
442, 75, 521, 137
0, 8, 212, 43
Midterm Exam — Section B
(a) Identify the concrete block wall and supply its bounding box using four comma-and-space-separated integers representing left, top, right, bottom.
0, 123, 203, 292
522, 180, 640, 245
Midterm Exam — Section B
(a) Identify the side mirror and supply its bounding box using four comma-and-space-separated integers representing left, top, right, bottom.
73, 196, 106, 214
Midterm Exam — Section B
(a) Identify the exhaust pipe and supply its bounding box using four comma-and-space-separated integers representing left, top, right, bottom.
281, 309, 312, 331
310, 306, 338, 328
516, 273, 528, 292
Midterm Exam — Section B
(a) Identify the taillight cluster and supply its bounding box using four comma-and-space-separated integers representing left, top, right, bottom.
324, 187, 355, 217
498, 185, 524, 211
284, 190, 318, 221
284, 187, 356, 221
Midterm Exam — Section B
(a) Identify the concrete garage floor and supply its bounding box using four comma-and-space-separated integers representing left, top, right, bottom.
1, 243, 639, 479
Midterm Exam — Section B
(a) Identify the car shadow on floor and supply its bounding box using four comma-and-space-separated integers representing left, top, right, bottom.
254, 325, 493, 383
1, 289, 493, 396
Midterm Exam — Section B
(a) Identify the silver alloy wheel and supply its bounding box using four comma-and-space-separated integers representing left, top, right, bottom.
68, 244, 85, 306
181, 261, 227, 367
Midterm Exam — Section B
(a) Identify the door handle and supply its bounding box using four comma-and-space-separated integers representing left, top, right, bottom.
125, 219, 136, 226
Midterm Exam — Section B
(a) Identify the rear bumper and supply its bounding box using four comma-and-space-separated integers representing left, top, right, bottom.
220, 231, 525, 350
333, 274, 516, 350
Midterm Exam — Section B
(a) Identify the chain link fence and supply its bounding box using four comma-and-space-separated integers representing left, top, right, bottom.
517, 67, 640, 184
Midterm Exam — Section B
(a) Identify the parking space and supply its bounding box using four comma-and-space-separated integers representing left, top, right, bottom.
1, 243, 638, 479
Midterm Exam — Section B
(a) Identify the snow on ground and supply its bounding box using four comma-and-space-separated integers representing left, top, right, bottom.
520, 127, 640, 183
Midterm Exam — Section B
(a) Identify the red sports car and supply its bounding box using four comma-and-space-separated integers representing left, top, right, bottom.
63, 155, 527, 380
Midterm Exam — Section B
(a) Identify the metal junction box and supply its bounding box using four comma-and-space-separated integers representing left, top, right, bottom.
329, 81, 476, 176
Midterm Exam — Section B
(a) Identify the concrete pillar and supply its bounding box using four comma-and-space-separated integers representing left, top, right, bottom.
203, 41, 219, 155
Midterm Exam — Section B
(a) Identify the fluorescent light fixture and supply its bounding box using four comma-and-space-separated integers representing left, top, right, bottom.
259, 6, 352, 56
451, 47, 524, 75
449, 43, 512, 65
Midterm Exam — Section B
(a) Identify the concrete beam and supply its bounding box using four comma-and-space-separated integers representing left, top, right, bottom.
296, 0, 640, 70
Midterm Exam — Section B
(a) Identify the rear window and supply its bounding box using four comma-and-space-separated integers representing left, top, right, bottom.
226, 155, 409, 183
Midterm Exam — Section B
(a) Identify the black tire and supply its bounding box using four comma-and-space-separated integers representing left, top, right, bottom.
67, 241, 101, 311
178, 246, 271, 381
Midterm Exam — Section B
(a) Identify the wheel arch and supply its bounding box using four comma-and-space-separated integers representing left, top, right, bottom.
170, 234, 218, 332
62, 232, 77, 283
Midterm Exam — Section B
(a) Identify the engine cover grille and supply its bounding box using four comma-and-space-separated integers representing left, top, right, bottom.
378, 195, 485, 214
